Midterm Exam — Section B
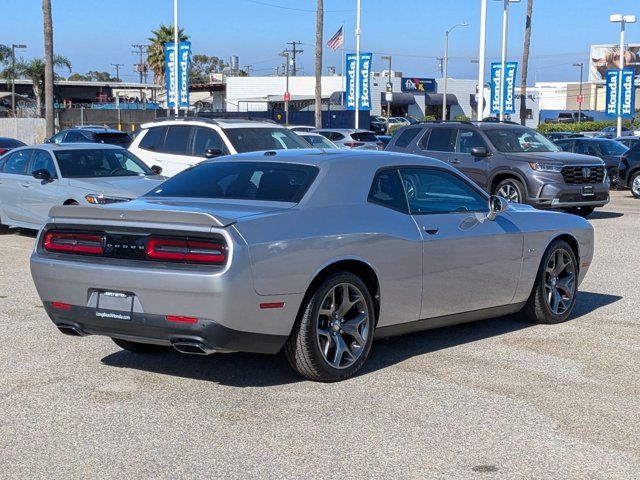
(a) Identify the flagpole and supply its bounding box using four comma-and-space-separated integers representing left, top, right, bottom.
173, 0, 179, 117
355, 0, 361, 129
341, 22, 345, 106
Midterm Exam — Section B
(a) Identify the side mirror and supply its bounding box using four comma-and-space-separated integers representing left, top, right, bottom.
150, 165, 163, 175
487, 195, 508, 221
204, 148, 223, 159
470, 146, 490, 157
32, 169, 53, 182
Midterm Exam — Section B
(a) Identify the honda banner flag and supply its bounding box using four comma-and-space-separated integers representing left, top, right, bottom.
490, 62, 518, 115
606, 68, 635, 118
165, 41, 191, 109
345, 52, 372, 111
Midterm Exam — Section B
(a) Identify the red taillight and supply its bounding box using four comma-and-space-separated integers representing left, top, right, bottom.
0, 148, 8, 156
145, 237, 227, 264
51, 301, 72, 310
44, 231, 104, 255
166, 315, 198, 324
343, 141, 365, 148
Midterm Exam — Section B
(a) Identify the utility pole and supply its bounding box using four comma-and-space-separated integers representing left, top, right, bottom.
285, 41, 304, 76
437, 57, 444, 77
573, 62, 584, 125
243, 65, 252, 76
442, 22, 468, 121
11, 44, 26, 113
111, 63, 124, 81
381, 55, 392, 132
131, 44, 149, 83
280, 51, 291, 125
476, 0, 487, 121
355, 0, 361, 129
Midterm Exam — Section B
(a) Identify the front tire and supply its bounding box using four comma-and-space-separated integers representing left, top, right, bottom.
523, 240, 578, 324
494, 178, 525, 204
284, 272, 375, 382
630, 171, 640, 199
111, 338, 169, 354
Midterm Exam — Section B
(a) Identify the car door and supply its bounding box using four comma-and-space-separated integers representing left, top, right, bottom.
399, 166, 523, 319
0, 149, 33, 223
22, 149, 62, 226
134, 125, 187, 176
417, 127, 456, 164
451, 128, 490, 187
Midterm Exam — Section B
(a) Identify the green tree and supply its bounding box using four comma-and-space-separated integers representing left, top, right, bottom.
147, 24, 188, 85
190, 54, 227, 84
8, 55, 72, 111
68, 72, 90, 81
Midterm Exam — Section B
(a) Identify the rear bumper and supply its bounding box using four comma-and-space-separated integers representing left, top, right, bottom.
46, 303, 287, 354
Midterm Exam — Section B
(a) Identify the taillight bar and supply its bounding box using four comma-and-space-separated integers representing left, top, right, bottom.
44, 231, 104, 255
145, 237, 227, 264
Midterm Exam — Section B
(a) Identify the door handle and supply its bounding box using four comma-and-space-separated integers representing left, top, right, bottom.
21, 182, 31, 188
449, 158, 461, 165
423, 226, 439, 235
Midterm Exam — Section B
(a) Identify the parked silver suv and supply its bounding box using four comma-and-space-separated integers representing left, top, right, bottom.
386, 121, 609, 217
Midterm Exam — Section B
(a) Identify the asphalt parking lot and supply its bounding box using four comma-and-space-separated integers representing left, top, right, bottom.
1, 191, 639, 479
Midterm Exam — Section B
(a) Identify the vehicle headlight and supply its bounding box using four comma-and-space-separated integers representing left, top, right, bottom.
528, 162, 563, 173
85, 194, 131, 205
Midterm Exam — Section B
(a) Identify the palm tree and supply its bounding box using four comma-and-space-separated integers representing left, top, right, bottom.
314, 0, 323, 128
43, 0, 55, 135
148, 25, 189, 85
0, 44, 11, 64
14, 55, 71, 112
519, 0, 533, 126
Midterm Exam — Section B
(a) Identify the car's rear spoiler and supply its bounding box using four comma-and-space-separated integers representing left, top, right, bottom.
48, 206, 234, 230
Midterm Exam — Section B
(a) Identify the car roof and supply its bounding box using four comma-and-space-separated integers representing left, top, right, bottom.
314, 128, 373, 133
12, 143, 125, 152
140, 117, 281, 130
64, 126, 126, 134
298, 132, 325, 137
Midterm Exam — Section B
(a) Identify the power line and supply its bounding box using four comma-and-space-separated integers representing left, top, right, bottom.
111, 63, 124, 81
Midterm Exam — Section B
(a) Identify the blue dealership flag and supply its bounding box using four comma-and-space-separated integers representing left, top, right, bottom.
345, 52, 372, 111
606, 68, 635, 118
490, 62, 518, 115
165, 41, 191, 109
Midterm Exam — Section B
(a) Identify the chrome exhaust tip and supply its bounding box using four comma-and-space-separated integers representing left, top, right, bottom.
56, 324, 85, 337
171, 341, 215, 355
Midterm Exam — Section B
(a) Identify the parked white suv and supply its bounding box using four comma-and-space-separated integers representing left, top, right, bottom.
129, 118, 310, 176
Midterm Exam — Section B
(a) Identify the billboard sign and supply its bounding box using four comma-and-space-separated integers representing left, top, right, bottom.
165, 41, 191, 108
490, 62, 518, 115
345, 52, 372, 110
590, 44, 640, 82
605, 68, 636, 117
401, 77, 436, 93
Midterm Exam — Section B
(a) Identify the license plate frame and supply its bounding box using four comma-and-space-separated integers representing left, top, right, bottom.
96, 291, 134, 321
581, 185, 595, 197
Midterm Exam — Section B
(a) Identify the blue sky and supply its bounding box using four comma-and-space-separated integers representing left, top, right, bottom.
2, 0, 640, 83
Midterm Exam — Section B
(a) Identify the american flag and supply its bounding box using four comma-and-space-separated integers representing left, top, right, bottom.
326, 26, 344, 51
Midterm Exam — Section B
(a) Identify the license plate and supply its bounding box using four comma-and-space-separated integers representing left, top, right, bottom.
581, 186, 594, 197
96, 291, 134, 321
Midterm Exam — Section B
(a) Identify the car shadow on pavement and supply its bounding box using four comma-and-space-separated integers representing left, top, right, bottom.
588, 211, 624, 220
100, 291, 622, 386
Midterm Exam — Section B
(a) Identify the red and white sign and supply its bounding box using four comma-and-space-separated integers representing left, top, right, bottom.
577, 94, 584, 104
284, 92, 291, 102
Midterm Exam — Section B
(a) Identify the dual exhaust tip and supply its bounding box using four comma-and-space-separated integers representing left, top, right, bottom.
56, 324, 215, 355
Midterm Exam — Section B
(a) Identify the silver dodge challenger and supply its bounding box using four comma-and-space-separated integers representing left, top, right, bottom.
30, 149, 594, 382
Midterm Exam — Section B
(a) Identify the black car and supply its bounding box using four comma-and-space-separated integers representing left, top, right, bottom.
555, 137, 628, 187
617, 143, 640, 198
0, 137, 26, 156
46, 126, 132, 147
614, 135, 640, 149
596, 126, 633, 138
369, 116, 387, 135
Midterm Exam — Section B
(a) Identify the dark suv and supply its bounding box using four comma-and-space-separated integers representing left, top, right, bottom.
617, 143, 640, 198
554, 137, 628, 187
47, 126, 132, 147
386, 121, 609, 217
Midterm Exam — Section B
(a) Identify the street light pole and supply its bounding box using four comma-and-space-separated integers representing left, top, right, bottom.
497, 0, 520, 122
477, 0, 487, 121
280, 51, 290, 125
573, 62, 583, 125
442, 22, 467, 121
354, 0, 361, 129
11, 44, 26, 114
381, 55, 392, 132
610, 14, 637, 138
173, 0, 179, 117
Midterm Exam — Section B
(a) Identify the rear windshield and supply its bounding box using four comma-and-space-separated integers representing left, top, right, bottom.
54, 149, 154, 178
94, 132, 132, 145
598, 139, 628, 155
351, 132, 378, 142
301, 135, 335, 148
223, 128, 309, 153
0, 138, 26, 148
147, 161, 319, 203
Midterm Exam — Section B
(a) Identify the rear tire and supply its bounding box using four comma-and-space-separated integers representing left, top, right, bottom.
111, 338, 169, 354
494, 178, 525, 204
523, 240, 578, 324
284, 272, 375, 382
564, 206, 595, 217
630, 171, 640, 199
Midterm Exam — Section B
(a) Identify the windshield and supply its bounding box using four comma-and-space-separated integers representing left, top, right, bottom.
599, 140, 628, 155
484, 128, 560, 153
54, 149, 154, 178
147, 161, 318, 202
223, 127, 310, 153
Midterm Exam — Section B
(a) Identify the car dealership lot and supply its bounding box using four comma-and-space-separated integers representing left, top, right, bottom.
1, 192, 639, 479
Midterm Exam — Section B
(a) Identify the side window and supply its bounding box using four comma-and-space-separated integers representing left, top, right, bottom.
191, 127, 225, 157
574, 141, 598, 156
162, 125, 193, 154
30, 150, 57, 177
331, 132, 345, 141
49, 132, 65, 144
1, 150, 31, 175
138, 126, 168, 151
456, 129, 486, 154
556, 141, 572, 152
425, 128, 457, 152
64, 131, 91, 143
394, 128, 421, 149
368, 169, 407, 212
399, 168, 488, 214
